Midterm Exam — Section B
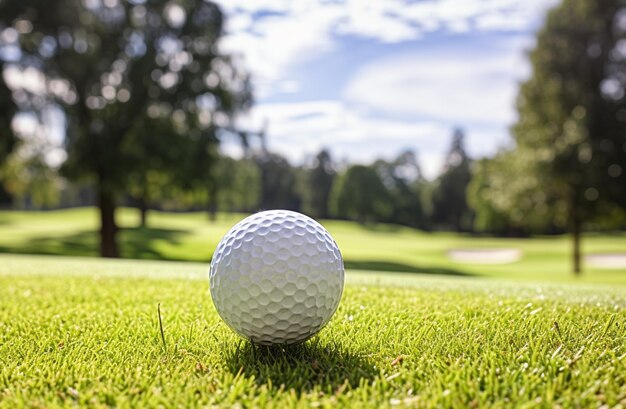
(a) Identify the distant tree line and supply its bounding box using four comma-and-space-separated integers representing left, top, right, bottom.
2, 117, 625, 243
0, 128, 477, 231
0, 120, 476, 233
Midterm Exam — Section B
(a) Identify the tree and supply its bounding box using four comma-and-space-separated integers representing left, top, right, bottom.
212, 156, 260, 214
467, 157, 517, 234
256, 153, 301, 211
331, 164, 391, 223
4, 0, 251, 256
431, 129, 473, 231
0, 77, 16, 167
373, 150, 426, 228
0, 75, 17, 207
497, 0, 626, 274
302, 149, 335, 219
1, 153, 62, 209
122, 114, 183, 227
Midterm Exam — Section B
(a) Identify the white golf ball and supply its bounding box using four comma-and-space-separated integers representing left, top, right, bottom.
209, 210, 344, 345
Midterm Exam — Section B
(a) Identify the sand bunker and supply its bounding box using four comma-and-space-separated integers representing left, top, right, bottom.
585, 253, 626, 269
447, 248, 522, 264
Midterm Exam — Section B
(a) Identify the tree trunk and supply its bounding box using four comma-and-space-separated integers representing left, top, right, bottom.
207, 201, 217, 221
138, 195, 148, 228
572, 218, 582, 275
99, 188, 119, 258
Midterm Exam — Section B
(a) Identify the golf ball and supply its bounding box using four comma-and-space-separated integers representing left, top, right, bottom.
209, 210, 344, 345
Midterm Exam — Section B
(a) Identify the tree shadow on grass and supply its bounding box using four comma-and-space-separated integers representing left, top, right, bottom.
344, 259, 473, 276
0, 225, 472, 278
222, 340, 377, 395
0, 227, 188, 260
121, 227, 189, 259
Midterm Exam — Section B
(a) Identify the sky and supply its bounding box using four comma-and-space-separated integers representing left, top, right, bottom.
213, 0, 559, 179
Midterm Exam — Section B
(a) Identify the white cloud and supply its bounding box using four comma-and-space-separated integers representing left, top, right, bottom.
401, 0, 557, 29
219, 7, 339, 97
343, 36, 532, 126
225, 12, 254, 33
233, 100, 454, 178
335, 0, 419, 42
277, 80, 301, 94
216, 0, 292, 15
215, 0, 557, 97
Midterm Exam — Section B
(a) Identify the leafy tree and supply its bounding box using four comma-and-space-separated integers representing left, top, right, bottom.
122, 114, 182, 227
418, 180, 435, 230
212, 156, 260, 214
467, 157, 516, 234
0, 77, 16, 167
331, 164, 391, 223
256, 153, 301, 211
431, 129, 473, 231
496, 0, 626, 274
0, 76, 17, 206
302, 149, 335, 219
373, 150, 426, 228
2, 153, 62, 208
3, 0, 251, 256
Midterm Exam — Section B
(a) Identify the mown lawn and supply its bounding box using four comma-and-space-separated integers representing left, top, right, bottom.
1, 255, 625, 407
1, 207, 626, 283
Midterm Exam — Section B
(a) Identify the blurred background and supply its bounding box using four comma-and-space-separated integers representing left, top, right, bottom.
0, 0, 625, 280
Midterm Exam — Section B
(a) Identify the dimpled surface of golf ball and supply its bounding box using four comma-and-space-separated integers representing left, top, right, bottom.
209, 210, 344, 345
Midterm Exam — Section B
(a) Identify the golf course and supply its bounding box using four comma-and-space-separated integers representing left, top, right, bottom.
1, 208, 626, 407
3, 0, 626, 406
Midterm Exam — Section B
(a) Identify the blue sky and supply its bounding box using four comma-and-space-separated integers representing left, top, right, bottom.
215, 0, 559, 178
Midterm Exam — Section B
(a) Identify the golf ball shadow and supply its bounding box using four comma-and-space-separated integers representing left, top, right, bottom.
222, 340, 377, 393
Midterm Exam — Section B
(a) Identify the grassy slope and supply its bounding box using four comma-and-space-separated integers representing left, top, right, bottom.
1, 255, 625, 408
1, 208, 626, 283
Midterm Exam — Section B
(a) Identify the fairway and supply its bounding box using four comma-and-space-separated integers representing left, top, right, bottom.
1, 208, 626, 283
1, 255, 625, 407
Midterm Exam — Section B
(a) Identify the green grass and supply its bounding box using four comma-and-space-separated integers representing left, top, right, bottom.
1, 207, 626, 283
1, 254, 625, 407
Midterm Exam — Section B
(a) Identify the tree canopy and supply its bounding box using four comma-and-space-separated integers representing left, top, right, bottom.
0, 0, 251, 256
373, 150, 426, 228
431, 129, 473, 232
331, 164, 391, 223
481, 0, 626, 273
301, 149, 335, 219
256, 152, 301, 211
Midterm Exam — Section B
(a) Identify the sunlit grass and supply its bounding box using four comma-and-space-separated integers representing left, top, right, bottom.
1, 207, 626, 283
1, 255, 625, 407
